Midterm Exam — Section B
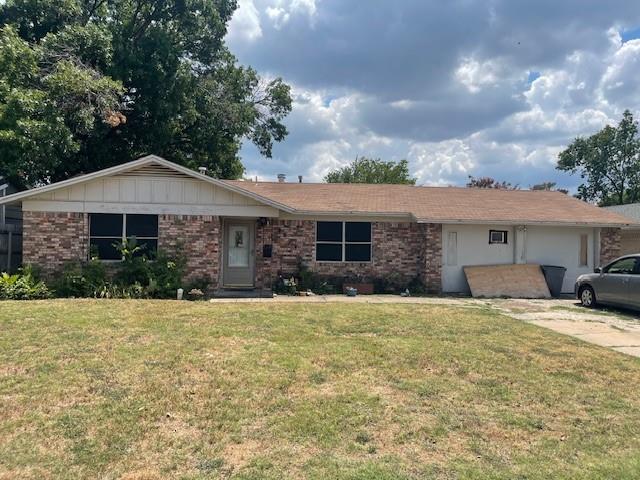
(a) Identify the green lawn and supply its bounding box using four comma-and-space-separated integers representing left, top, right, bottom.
1, 301, 640, 479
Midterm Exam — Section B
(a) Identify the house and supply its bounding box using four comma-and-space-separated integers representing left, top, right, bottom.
604, 203, 640, 255
0, 155, 634, 294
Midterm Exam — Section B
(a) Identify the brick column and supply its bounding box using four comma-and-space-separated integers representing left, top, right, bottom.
158, 215, 220, 290
421, 223, 442, 294
600, 228, 622, 265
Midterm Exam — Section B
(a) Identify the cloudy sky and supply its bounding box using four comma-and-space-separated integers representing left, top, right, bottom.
227, 0, 640, 189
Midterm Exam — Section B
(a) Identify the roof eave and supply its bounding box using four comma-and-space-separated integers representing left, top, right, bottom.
416, 218, 635, 228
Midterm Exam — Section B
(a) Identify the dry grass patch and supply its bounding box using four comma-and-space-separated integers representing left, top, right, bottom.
1, 300, 640, 479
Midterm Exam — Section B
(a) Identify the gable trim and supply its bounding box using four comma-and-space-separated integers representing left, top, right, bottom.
0, 155, 295, 213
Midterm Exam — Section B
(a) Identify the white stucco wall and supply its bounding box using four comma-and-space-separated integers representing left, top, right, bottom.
524, 226, 596, 293
441, 224, 598, 294
441, 225, 515, 294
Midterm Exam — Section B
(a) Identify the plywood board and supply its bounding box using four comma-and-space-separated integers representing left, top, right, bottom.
463, 264, 551, 299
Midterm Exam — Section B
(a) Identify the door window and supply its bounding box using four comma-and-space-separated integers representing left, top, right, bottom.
605, 257, 638, 274
228, 225, 250, 267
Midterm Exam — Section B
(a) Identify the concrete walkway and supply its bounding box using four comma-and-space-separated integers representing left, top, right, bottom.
209, 294, 640, 358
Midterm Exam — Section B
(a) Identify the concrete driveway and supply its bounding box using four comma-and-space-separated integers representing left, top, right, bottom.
489, 298, 640, 357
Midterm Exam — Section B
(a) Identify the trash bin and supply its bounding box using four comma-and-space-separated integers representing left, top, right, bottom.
540, 265, 567, 298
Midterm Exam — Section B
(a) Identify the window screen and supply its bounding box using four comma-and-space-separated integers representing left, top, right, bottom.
316, 221, 371, 262
317, 222, 342, 242
126, 214, 158, 257
90, 214, 123, 260
89, 213, 159, 260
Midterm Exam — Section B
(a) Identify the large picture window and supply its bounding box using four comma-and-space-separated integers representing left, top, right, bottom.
89, 214, 158, 260
316, 221, 372, 262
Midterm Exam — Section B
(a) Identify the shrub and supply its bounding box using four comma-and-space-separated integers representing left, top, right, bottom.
55, 260, 108, 297
53, 241, 187, 299
0, 267, 51, 300
405, 276, 426, 295
146, 250, 186, 298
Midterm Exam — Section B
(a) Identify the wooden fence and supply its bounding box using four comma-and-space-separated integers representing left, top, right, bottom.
0, 224, 22, 273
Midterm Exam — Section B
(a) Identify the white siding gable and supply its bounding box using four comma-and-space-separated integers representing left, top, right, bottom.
23, 163, 279, 217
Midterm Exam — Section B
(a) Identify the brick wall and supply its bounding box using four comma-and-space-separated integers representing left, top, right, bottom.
158, 215, 220, 290
421, 223, 442, 293
22, 211, 88, 277
22, 212, 444, 293
600, 227, 622, 265
255, 219, 443, 293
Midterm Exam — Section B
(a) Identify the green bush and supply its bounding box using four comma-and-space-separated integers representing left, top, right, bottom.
54, 239, 187, 299
0, 267, 51, 300
55, 259, 108, 297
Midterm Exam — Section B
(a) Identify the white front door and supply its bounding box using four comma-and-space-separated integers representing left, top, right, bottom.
223, 221, 255, 287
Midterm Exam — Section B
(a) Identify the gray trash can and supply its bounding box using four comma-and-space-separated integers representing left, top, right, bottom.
540, 265, 567, 298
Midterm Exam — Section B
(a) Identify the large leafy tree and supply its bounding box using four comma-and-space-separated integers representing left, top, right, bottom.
557, 110, 640, 205
0, 0, 291, 188
324, 157, 416, 184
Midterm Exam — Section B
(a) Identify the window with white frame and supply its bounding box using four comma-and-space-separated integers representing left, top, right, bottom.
316, 221, 372, 262
89, 214, 158, 260
489, 230, 508, 244
579, 234, 589, 267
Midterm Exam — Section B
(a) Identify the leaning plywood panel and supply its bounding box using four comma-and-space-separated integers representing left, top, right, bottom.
463, 264, 551, 299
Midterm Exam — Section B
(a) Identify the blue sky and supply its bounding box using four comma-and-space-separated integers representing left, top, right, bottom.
227, 1, 640, 189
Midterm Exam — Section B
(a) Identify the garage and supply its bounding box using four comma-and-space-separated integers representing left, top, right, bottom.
441, 224, 599, 294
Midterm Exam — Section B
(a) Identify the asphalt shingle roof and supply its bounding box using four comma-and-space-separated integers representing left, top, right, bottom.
224, 181, 636, 226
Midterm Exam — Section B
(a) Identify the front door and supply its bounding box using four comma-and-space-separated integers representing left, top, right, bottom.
223, 220, 255, 287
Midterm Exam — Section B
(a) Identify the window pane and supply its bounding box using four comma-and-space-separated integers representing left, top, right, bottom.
607, 258, 637, 274
446, 232, 458, 266
345, 222, 371, 242
126, 214, 158, 237
345, 243, 371, 262
579, 234, 588, 267
90, 214, 123, 237
316, 243, 342, 261
317, 222, 342, 242
90, 238, 121, 260
131, 238, 158, 258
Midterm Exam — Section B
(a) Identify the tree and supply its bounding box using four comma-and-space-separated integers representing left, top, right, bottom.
0, 0, 292, 188
530, 182, 569, 194
466, 176, 519, 189
557, 110, 640, 206
324, 157, 416, 184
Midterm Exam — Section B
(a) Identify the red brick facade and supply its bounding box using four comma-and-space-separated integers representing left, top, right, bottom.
255, 220, 442, 293
158, 215, 221, 289
22, 212, 221, 288
21, 212, 626, 295
22, 211, 89, 277
600, 228, 622, 265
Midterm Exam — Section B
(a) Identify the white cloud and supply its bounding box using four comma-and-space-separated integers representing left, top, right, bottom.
455, 57, 501, 93
227, 0, 262, 43
601, 39, 640, 104
232, 1, 640, 190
